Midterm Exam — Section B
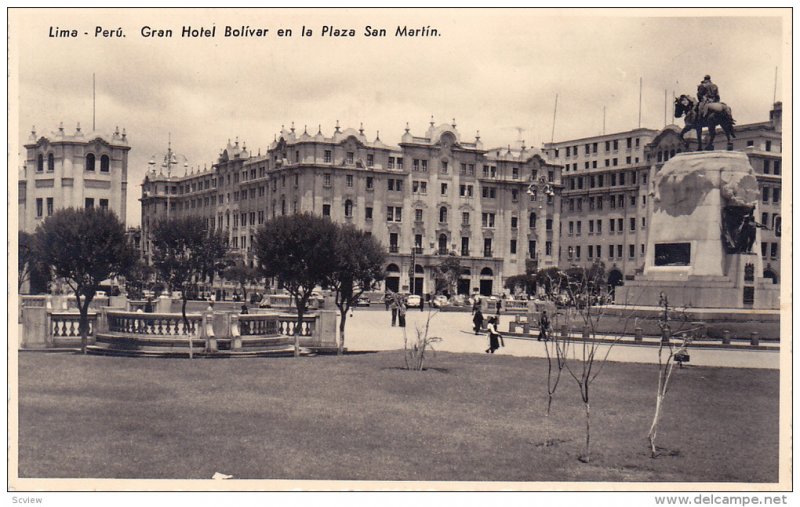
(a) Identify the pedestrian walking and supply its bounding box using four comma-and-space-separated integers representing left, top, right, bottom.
538, 310, 551, 341
495, 298, 502, 315
485, 316, 504, 354
398, 299, 407, 328
390, 296, 398, 326
472, 308, 484, 335
420, 295, 425, 312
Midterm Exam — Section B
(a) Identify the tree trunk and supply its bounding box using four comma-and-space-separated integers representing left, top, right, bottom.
648, 393, 663, 458
77, 294, 90, 354
338, 306, 348, 356
294, 300, 305, 358
182, 296, 193, 359
583, 400, 591, 462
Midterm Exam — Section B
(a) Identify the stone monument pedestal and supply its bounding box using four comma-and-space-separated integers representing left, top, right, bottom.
617, 151, 779, 310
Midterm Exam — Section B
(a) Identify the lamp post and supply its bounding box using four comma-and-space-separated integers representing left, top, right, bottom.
526, 175, 555, 272
150, 134, 188, 220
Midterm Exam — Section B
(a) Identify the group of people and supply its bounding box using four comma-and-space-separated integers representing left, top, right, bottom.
387, 294, 408, 328
471, 298, 506, 354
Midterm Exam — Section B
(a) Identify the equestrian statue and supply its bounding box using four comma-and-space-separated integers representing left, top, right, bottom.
674, 75, 736, 151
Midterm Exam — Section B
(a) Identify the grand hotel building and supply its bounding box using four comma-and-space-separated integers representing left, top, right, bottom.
141, 121, 563, 296
140, 103, 782, 296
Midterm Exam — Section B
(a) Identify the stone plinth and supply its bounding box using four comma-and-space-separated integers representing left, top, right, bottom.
618, 151, 777, 309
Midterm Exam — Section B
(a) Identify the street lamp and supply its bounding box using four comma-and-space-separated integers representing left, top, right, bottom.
526, 176, 555, 272
151, 134, 189, 220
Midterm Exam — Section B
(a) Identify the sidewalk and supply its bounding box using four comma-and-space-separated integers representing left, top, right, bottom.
342, 308, 780, 370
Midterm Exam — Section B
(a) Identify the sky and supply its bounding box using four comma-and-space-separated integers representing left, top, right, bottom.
9, 8, 788, 226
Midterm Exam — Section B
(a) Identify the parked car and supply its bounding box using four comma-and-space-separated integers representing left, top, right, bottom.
355, 296, 371, 307
405, 294, 422, 308
451, 294, 467, 306
432, 295, 450, 308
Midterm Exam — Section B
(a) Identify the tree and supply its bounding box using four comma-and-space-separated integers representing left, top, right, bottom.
534, 267, 567, 299
18, 230, 34, 291
432, 256, 462, 296
124, 256, 155, 300
326, 224, 386, 355
254, 213, 338, 357
34, 207, 135, 353
150, 216, 227, 345
223, 256, 262, 302
503, 273, 536, 296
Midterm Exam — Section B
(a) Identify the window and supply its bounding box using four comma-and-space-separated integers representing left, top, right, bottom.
439, 207, 448, 223
511, 189, 519, 202
346, 175, 354, 187
484, 238, 493, 257
617, 244, 623, 258
761, 242, 768, 258
100, 155, 110, 172
545, 241, 552, 256
576, 221, 582, 235
47, 153, 55, 172
367, 154, 374, 167
36, 198, 43, 217
422, 160, 428, 172
36, 154, 44, 172
575, 246, 581, 260
770, 243, 777, 258
529, 212, 536, 228
323, 173, 332, 187
569, 221, 574, 235
389, 233, 399, 253
99, 199, 108, 210
762, 186, 769, 203
482, 186, 496, 199
588, 245, 594, 258
610, 219, 615, 232
546, 219, 552, 231
512, 167, 519, 179
440, 160, 448, 174
415, 208, 423, 222
344, 199, 353, 218
630, 195, 636, 207
322, 204, 331, 217
346, 152, 354, 164
511, 216, 518, 229
765, 141, 772, 152
597, 196, 603, 210
386, 206, 402, 222
85, 154, 96, 171
459, 184, 473, 197
461, 237, 470, 256
441, 183, 448, 196
413, 159, 420, 171
630, 217, 636, 231
642, 217, 647, 229
366, 177, 373, 190
365, 207, 373, 220
510, 239, 517, 254
85, 198, 94, 209
388, 157, 396, 169
46, 197, 53, 216
629, 245, 635, 258
481, 212, 495, 228
462, 212, 470, 226
396, 157, 403, 168
774, 160, 781, 175
772, 187, 780, 203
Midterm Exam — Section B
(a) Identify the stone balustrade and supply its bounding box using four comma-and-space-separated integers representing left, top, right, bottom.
49, 311, 97, 344
106, 310, 201, 336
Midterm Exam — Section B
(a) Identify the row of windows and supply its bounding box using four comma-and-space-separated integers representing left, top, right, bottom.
762, 186, 781, 204
561, 137, 641, 158
566, 243, 644, 260
34, 197, 108, 218
36, 153, 110, 172
566, 217, 645, 235
564, 193, 645, 213
564, 170, 646, 190
762, 159, 782, 176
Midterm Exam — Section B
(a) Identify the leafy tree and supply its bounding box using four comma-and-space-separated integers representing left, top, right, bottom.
326, 224, 386, 355
34, 207, 135, 353
504, 273, 537, 296
151, 216, 227, 334
432, 256, 462, 296
124, 256, 155, 300
223, 256, 262, 302
254, 213, 338, 357
535, 267, 567, 298
18, 230, 34, 291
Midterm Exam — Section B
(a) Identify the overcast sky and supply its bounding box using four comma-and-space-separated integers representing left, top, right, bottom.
10, 8, 788, 226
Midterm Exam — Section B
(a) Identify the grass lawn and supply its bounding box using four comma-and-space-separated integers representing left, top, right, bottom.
17, 351, 778, 483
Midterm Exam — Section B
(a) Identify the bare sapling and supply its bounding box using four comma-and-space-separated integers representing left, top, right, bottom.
403, 306, 442, 371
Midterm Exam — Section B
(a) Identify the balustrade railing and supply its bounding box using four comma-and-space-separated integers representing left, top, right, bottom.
276, 314, 316, 336
106, 311, 201, 336
237, 314, 279, 336
50, 312, 96, 338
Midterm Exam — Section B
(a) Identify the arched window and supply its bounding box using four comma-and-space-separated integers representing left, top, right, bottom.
100, 154, 110, 172
529, 212, 536, 228
439, 206, 448, 223
85, 153, 96, 171
438, 234, 448, 255
414, 264, 424, 274
480, 267, 493, 277
47, 153, 54, 172
386, 263, 400, 274
36, 154, 44, 172
344, 199, 353, 218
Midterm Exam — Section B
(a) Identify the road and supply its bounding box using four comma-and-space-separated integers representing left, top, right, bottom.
340, 307, 780, 370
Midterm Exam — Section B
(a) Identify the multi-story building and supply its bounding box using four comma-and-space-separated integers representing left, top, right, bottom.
544, 128, 659, 285
19, 123, 130, 232
140, 121, 564, 296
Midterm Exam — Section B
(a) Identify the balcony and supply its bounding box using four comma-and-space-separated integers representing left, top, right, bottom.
413, 247, 423, 254
389, 245, 399, 253
483, 250, 493, 258
461, 249, 470, 257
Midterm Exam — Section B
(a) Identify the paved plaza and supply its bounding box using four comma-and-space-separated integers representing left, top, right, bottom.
342, 307, 780, 370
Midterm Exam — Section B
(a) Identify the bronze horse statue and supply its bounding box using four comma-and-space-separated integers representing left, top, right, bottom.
674, 94, 736, 151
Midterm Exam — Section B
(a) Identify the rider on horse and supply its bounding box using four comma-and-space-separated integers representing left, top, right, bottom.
697, 75, 720, 119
